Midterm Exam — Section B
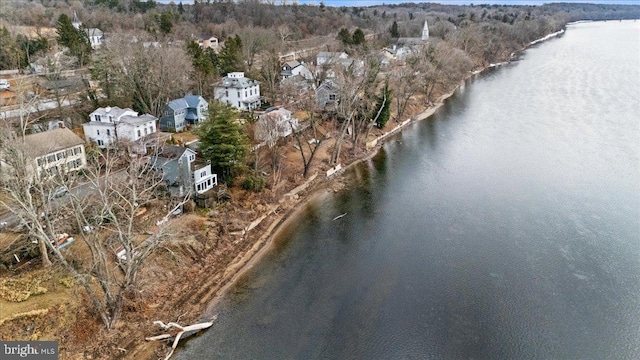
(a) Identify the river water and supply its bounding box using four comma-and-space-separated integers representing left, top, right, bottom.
177, 21, 640, 359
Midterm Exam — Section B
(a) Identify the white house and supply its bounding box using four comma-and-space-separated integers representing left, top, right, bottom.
214, 72, 261, 111
281, 60, 313, 81
83, 107, 157, 149
256, 108, 298, 143
316, 52, 348, 66
394, 20, 430, 60
72, 11, 104, 49
151, 145, 217, 195
22, 127, 87, 180
192, 163, 217, 194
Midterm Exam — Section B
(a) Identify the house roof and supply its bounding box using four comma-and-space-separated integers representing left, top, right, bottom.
86, 28, 103, 37
167, 98, 189, 111
285, 60, 300, 69
152, 156, 180, 185
157, 145, 195, 159
40, 79, 84, 91
184, 95, 205, 108
91, 106, 134, 118
397, 37, 425, 46
119, 114, 157, 126
24, 127, 84, 157
316, 80, 338, 93
218, 74, 259, 89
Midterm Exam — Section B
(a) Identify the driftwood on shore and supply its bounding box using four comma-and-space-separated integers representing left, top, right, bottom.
146, 315, 217, 360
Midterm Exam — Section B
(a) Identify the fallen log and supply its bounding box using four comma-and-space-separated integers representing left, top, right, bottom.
146, 315, 218, 360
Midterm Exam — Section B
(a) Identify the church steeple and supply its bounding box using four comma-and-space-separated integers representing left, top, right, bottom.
72, 11, 82, 30
421, 20, 429, 41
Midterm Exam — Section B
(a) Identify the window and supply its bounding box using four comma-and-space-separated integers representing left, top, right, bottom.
47, 154, 55, 163
200, 171, 206, 178
73, 146, 82, 155
37, 158, 44, 166
225, 90, 228, 97
237, 91, 241, 97
137, 130, 141, 137
106, 129, 111, 136
207, 179, 211, 186
96, 129, 100, 136
189, 155, 195, 162
329, 94, 337, 101
144, 128, 148, 135
108, 116, 113, 122
56, 152, 65, 160
95, 114, 101, 122
238, 102, 241, 108
97, 140, 104, 146
245, 91, 247, 97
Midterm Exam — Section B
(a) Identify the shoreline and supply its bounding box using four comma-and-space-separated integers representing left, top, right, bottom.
136, 27, 569, 359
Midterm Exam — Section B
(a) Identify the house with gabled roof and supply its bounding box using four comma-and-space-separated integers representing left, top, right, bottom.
315, 80, 339, 108
159, 95, 209, 132
214, 72, 261, 111
82, 106, 157, 149
281, 60, 313, 81
4, 127, 88, 181
151, 145, 217, 195
72, 11, 104, 48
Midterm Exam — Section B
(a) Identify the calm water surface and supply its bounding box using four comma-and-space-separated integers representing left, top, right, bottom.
177, 21, 640, 359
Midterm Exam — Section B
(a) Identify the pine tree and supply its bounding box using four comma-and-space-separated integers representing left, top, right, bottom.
352, 28, 365, 45
374, 81, 392, 129
56, 14, 91, 66
390, 21, 399, 38
196, 103, 249, 183
217, 35, 244, 75
337, 28, 352, 46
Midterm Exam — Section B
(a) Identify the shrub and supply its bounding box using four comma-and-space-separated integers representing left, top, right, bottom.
241, 175, 265, 192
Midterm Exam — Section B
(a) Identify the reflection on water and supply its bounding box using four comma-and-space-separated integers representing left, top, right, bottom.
177, 21, 640, 360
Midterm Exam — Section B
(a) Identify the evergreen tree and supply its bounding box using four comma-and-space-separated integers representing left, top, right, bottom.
374, 81, 392, 128
196, 103, 249, 183
159, 11, 173, 35
352, 28, 365, 45
0, 27, 22, 70
337, 28, 352, 45
56, 14, 91, 66
178, 2, 185, 14
217, 35, 244, 75
390, 21, 399, 38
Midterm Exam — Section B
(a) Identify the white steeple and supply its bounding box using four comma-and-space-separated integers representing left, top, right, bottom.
72, 11, 82, 30
421, 20, 429, 41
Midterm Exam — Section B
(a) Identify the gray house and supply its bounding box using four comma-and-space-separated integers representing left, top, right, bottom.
151, 145, 217, 196
315, 80, 339, 108
159, 95, 208, 132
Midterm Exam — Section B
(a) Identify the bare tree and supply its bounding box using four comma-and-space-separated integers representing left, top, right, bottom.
291, 112, 324, 179
415, 40, 473, 104
255, 111, 290, 190
390, 58, 420, 122
91, 34, 193, 117
258, 50, 282, 105
0, 134, 190, 329
330, 56, 381, 164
